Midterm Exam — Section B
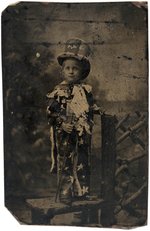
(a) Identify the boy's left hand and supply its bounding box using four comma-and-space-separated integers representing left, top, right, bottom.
92, 104, 105, 115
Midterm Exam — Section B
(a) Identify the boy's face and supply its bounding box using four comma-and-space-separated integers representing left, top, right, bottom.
62, 58, 82, 84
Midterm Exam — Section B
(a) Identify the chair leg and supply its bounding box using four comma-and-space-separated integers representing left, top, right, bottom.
31, 208, 53, 225
100, 202, 116, 227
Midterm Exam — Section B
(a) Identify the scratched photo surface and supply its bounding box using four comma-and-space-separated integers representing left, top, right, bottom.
2, 1, 148, 228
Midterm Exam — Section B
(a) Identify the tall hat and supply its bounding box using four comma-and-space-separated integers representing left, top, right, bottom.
57, 38, 91, 79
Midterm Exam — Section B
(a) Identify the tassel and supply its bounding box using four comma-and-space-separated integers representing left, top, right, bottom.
49, 126, 55, 173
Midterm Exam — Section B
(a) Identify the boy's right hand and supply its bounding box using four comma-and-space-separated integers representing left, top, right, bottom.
61, 122, 74, 133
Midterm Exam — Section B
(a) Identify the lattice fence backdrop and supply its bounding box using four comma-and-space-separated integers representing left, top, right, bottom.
114, 112, 148, 226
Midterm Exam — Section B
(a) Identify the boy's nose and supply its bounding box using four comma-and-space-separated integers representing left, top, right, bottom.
69, 68, 74, 74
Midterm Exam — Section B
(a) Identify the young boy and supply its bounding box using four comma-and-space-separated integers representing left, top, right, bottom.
46, 38, 99, 203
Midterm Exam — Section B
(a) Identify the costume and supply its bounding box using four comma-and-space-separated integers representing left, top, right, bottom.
47, 38, 94, 201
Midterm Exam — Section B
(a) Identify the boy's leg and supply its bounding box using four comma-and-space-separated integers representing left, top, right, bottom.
73, 141, 91, 198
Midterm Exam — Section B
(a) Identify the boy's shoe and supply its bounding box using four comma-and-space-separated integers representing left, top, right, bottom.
59, 189, 73, 205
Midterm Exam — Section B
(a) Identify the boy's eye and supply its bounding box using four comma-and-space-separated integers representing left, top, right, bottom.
73, 67, 79, 71
65, 66, 79, 71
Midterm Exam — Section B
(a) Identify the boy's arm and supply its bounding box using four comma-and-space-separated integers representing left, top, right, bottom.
85, 89, 105, 115
46, 96, 63, 127
83, 84, 105, 115
46, 85, 68, 127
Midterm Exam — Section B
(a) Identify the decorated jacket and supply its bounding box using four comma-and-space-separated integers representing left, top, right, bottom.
46, 81, 94, 136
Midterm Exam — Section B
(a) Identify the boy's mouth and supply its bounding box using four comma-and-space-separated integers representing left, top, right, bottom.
67, 75, 75, 78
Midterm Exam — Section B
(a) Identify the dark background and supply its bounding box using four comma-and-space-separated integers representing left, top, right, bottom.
2, 2, 148, 226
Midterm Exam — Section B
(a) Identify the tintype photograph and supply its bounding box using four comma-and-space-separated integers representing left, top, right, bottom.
1, 1, 148, 228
